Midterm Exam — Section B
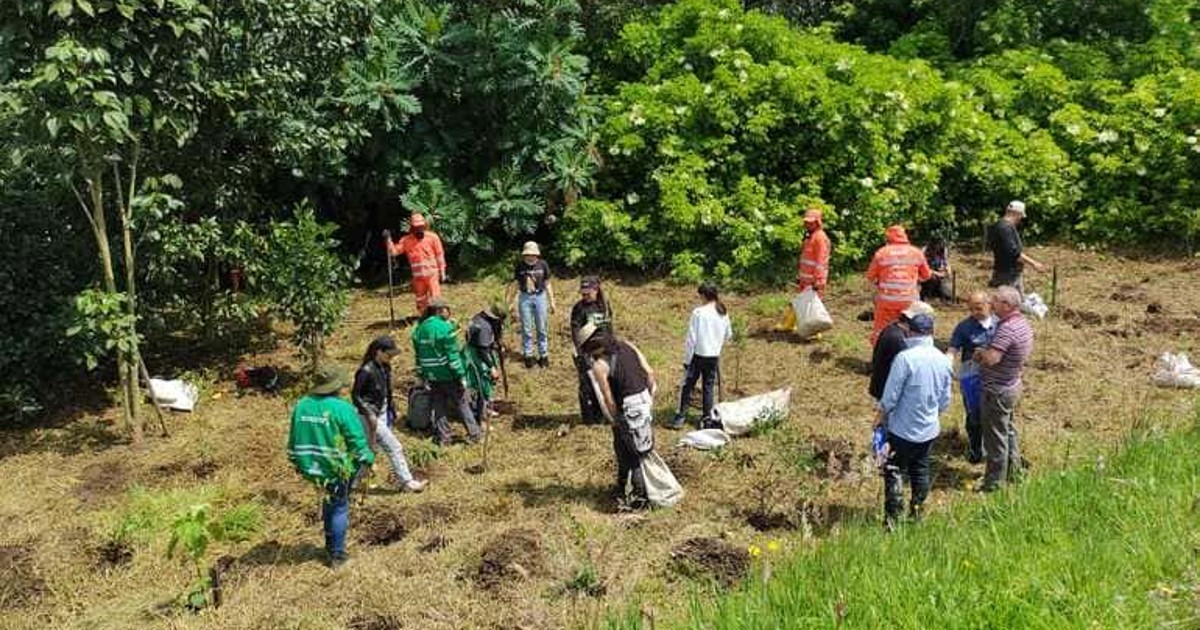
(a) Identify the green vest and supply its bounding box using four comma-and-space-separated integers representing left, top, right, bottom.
287, 394, 374, 485
411, 315, 466, 383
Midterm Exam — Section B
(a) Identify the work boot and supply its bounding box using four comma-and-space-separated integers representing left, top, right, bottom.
666, 415, 687, 430
538, 356, 549, 368
328, 552, 350, 570
524, 356, 535, 369
401, 479, 427, 493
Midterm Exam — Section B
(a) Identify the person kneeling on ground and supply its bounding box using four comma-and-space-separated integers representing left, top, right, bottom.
579, 323, 658, 510
465, 301, 507, 423
874, 312, 953, 530
352, 335, 427, 493
412, 297, 483, 447
287, 366, 375, 568
669, 281, 732, 430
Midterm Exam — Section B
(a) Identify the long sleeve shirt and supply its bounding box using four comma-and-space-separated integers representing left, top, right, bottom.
879, 336, 953, 443
682, 303, 732, 365
388, 231, 446, 279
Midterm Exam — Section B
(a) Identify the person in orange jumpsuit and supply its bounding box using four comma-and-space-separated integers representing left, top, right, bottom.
384, 213, 447, 314
866, 225, 931, 345
797, 208, 832, 297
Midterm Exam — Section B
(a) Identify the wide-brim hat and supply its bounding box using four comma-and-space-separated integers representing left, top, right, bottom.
485, 300, 508, 321
309, 366, 350, 396
521, 241, 541, 257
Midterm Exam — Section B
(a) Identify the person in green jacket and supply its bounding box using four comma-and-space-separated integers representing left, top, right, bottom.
412, 297, 483, 447
287, 366, 375, 569
464, 300, 507, 422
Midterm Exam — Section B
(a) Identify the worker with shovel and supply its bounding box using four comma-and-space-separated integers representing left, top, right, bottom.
384, 213, 447, 315
464, 301, 508, 423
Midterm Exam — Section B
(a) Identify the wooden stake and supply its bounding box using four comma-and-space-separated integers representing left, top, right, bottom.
138, 358, 170, 437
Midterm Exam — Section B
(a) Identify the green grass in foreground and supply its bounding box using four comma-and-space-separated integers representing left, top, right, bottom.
609, 415, 1200, 629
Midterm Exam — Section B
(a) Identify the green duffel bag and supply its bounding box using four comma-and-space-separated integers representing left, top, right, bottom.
406, 385, 433, 431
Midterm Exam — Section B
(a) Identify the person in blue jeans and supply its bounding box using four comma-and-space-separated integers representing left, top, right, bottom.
669, 282, 732, 430
507, 241, 557, 368
946, 291, 997, 463
287, 366, 375, 568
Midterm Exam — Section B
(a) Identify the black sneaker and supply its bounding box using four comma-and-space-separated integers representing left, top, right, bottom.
328, 553, 349, 569
538, 356, 549, 368
524, 356, 535, 369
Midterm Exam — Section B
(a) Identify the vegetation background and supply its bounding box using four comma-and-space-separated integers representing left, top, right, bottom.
3, 0, 1200, 427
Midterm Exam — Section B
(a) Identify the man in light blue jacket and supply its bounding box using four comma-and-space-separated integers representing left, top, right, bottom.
874, 312, 953, 529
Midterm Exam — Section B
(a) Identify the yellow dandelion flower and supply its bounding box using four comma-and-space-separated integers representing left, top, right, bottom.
766, 540, 781, 554
748, 545, 762, 558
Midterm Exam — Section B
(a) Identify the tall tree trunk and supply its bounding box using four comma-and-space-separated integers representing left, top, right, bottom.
115, 161, 144, 447
87, 171, 139, 444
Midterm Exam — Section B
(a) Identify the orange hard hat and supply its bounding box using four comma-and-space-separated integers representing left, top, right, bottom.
409, 213, 427, 228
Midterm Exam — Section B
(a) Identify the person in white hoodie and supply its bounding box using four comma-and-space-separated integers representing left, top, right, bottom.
668, 281, 732, 430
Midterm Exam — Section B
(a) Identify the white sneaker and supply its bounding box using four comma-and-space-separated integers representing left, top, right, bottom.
402, 479, 427, 493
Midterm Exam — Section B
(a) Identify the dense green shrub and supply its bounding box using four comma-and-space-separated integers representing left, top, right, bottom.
570, 0, 1076, 283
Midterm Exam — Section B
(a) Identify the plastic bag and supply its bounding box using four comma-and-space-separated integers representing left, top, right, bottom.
641, 451, 684, 508
1022, 293, 1048, 320
1152, 352, 1200, 389
791, 288, 834, 338
713, 388, 792, 437
146, 378, 199, 412
677, 428, 730, 450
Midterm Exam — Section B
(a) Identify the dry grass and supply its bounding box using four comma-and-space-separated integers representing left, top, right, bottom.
1, 246, 1199, 629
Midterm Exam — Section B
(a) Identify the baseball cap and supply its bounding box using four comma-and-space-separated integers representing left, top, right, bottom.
1006, 200, 1026, 216
900, 301, 935, 320
907, 313, 935, 335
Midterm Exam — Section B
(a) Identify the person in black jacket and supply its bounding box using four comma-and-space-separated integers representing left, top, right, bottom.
987, 200, 1046, 294
869, 302, 934, 402
353, 336, 426, 493
465, 302, 507, 422
570, 276, 613, 424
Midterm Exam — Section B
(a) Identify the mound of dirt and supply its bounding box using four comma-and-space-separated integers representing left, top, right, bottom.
808, 348, 832, 365
474, 528, 545, 592
811, 438, 858, 481
0, 546, 46, 608
191, 458, 219, 479
347, 613, 403, 630
670, 538, 749, 588
76, 462, 128, 504
357, 508, 408, 547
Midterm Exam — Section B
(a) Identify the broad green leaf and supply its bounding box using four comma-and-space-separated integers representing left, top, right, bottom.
49, 0, 73, 18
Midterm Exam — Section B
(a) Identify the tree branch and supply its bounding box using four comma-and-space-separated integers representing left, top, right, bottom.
70, 180, 101, 239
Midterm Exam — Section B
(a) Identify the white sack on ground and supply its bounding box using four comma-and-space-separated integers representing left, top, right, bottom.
713, 387, 792, 437
677, 428, 730, 450
641, 451, 684, 508
1022, 293, 1049, 320
791, 288, 833, 339
1152, 352, 1200, 389
147, 379, 199, 412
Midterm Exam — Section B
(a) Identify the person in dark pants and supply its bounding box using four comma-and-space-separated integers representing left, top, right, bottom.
875, 313, 953, 530
464, 301, 507, 423
570, 276, 613, 424
974, 285, 1034, 492
411, 298, 483, 447
579, 324, 658, 510
869, 301, 934, 403
919, 239, 953, 302
988, 200, 1046, 294
946, 291, 997, 463
668, 282, 732, 430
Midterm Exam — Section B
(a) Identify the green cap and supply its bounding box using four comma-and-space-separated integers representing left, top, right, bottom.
309, 365, 350, 396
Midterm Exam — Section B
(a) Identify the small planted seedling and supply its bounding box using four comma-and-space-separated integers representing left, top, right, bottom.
167, 502, 262, 611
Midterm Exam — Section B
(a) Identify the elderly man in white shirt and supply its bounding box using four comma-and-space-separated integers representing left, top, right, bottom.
668, 282, 732, 430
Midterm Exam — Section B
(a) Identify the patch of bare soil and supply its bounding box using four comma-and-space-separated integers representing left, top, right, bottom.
357, 507, 409, 547
1139, 315, 1200, 336
95, 539, 134, 570
670, 538, 749, 588
1109, 284, 1148, 303
347, 612, 403, 630
745, 510, 796, 532
1059, 307, 1118, 328
404, 501, 458, 527
419, 535, 450, 554
660, 449, 701, 485
191, 458, 219, 479
1032, 357, 1073, 372
76, 462, 128, 504
808, 348, 833, 365
474, 528, 545, 592
0, 545, 45, 608
811, 437, 858, 481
